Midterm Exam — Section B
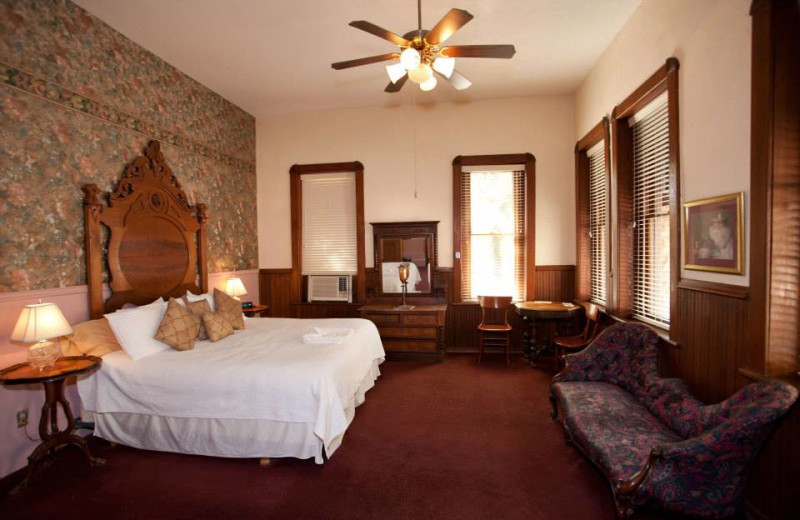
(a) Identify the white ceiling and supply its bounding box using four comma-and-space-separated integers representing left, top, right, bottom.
73, 0, 641, 118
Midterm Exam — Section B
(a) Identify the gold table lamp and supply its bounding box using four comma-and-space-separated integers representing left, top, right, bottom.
395, 263, 415, 310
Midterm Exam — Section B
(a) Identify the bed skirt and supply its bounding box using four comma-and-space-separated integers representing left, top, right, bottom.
88, 359, 381, 464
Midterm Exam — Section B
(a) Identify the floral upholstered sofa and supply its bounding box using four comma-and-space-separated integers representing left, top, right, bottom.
550, 322, 798, 519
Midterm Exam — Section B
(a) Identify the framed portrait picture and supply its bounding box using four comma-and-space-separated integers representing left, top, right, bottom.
683, 192, 744, 274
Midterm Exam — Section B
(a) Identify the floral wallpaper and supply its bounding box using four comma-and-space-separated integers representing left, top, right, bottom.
0, 0, 257, 292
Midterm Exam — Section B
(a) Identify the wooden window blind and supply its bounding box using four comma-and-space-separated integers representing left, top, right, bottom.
300, 172, 357, 275
630, 91, 671, 327
460, 170, 526, 301
587, 141, 608, 306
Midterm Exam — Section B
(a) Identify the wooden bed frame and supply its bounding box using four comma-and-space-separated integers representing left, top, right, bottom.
83, 141, 209, 319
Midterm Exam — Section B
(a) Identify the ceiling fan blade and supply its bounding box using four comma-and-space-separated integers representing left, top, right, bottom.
349, 21, 410, 47
436, 69, 472, 91
441, 45, 516, 59
425, 9, 474, 46
385, 74, 409, 93
332, 53, 400, 70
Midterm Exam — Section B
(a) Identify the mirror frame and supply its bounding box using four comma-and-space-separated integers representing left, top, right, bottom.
371, 221, 439, 297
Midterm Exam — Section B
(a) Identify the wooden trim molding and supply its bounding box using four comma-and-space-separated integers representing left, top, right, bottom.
535, 265, 575, 272
677, 279, 749, 300
452, 153, 536, 302
611, 57, 681, 335
289, 161, 367, 303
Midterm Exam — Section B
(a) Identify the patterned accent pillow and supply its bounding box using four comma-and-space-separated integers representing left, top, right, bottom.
202, 311, 234, 342
214, 288, 245, 330
186, 299, 212, 340
155, 298, 201, 351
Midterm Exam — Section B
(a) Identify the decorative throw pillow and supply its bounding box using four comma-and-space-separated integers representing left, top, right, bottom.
62, 317, 122, 357
214, 288, 245, 330
186, 299, 212, 340
202, 311, 234, 342
155, 298, 201, 351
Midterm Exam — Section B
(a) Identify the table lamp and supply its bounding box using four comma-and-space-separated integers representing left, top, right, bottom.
226, 277, 247, 301
395, 263, 414, 310
11, 302, 73, 370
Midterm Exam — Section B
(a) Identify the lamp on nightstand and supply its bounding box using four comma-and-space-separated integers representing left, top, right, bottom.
10, 302, 73, 371
225, 277, 247, 301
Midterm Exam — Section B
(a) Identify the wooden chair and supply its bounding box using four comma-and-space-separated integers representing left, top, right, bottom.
554, 303, 600, 370
477, 296, 513, 364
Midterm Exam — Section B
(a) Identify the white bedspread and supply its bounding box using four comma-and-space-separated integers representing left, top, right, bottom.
78, 317, 384, 453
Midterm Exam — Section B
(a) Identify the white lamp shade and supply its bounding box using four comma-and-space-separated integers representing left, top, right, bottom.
400, 48, 421, 70
432, 57, 455, 78
386, 62, 407, 84
419, 75, 437, 91
408, 63, 433, 84
11, 303, 73, 343
226, 277, 248, 298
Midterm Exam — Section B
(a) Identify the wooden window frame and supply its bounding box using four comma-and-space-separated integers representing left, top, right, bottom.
289, 162, 366, 303
575, 118, 611, 306
610, 58, 681, 333
452, 153, 536, 303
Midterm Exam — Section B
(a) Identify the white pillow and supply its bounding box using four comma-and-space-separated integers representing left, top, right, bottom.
105, 300, 169, 361
115, 297, 166, 312
185, 291, 215, 312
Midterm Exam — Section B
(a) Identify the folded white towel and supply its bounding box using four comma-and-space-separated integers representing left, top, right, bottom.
302, 327, 354, 345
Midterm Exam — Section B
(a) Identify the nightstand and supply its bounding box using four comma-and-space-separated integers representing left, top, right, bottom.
242, 304, 269, 317
0, 355, 105, 492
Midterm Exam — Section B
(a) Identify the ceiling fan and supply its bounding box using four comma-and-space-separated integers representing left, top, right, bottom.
332, 0, 516, 93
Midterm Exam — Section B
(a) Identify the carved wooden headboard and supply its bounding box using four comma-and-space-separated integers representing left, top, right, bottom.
83, 141, 209, 319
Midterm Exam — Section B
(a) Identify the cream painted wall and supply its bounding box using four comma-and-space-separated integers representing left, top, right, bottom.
257, 96, 576, 270
574, 0, 752, 286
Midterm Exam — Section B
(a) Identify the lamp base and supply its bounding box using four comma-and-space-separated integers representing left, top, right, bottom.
28, 340, 58, 371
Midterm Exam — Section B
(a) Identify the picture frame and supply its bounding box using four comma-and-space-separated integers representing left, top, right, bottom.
683, 192, 744, 274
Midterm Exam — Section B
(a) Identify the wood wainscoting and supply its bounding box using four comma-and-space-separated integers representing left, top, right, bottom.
259, 265, 575, 353
668, 279, 750, 403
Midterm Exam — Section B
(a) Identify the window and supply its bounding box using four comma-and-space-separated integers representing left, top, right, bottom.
301, 172, 357, 275
588, 143, 609, 305
290, 162, 366, 302
575, 119, 610, 306
611, 58, 679, 330
453, 154, 535, 303
630, 92, 671, 326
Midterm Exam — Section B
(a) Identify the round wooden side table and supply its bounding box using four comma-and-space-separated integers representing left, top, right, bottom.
0, 355, 104, 492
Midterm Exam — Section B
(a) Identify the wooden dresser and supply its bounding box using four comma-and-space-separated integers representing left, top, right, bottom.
359, 303, 447, 361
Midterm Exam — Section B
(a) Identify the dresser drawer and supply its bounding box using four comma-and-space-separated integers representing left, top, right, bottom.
382, 339, 439, 352
378, 326, 438, 339
401, 313, 440, 326
362, 313, 400, 326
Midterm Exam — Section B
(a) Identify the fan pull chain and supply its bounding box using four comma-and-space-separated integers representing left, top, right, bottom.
413, 88, 419, 199
417, 0, 422, 38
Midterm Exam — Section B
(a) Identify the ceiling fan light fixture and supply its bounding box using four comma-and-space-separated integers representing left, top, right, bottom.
400, 48, 421, 70
420, 76, 437, 91
386, 62, 407, 84
432, 57, 455, 78
408, 63, 433, 84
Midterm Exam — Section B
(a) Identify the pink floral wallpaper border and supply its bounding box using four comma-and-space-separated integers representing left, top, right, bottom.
1, 62, 254, 174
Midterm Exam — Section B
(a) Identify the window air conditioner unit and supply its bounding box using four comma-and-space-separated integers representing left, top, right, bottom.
308, 275, 352, 303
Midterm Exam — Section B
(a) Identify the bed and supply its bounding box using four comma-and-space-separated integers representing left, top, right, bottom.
75, 141, 384, 463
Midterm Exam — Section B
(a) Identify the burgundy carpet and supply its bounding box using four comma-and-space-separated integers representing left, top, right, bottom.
1, 355, 677, 520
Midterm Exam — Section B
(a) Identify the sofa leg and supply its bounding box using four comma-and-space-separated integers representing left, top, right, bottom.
549, 394, 559, 420
613, 495, 634, 520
